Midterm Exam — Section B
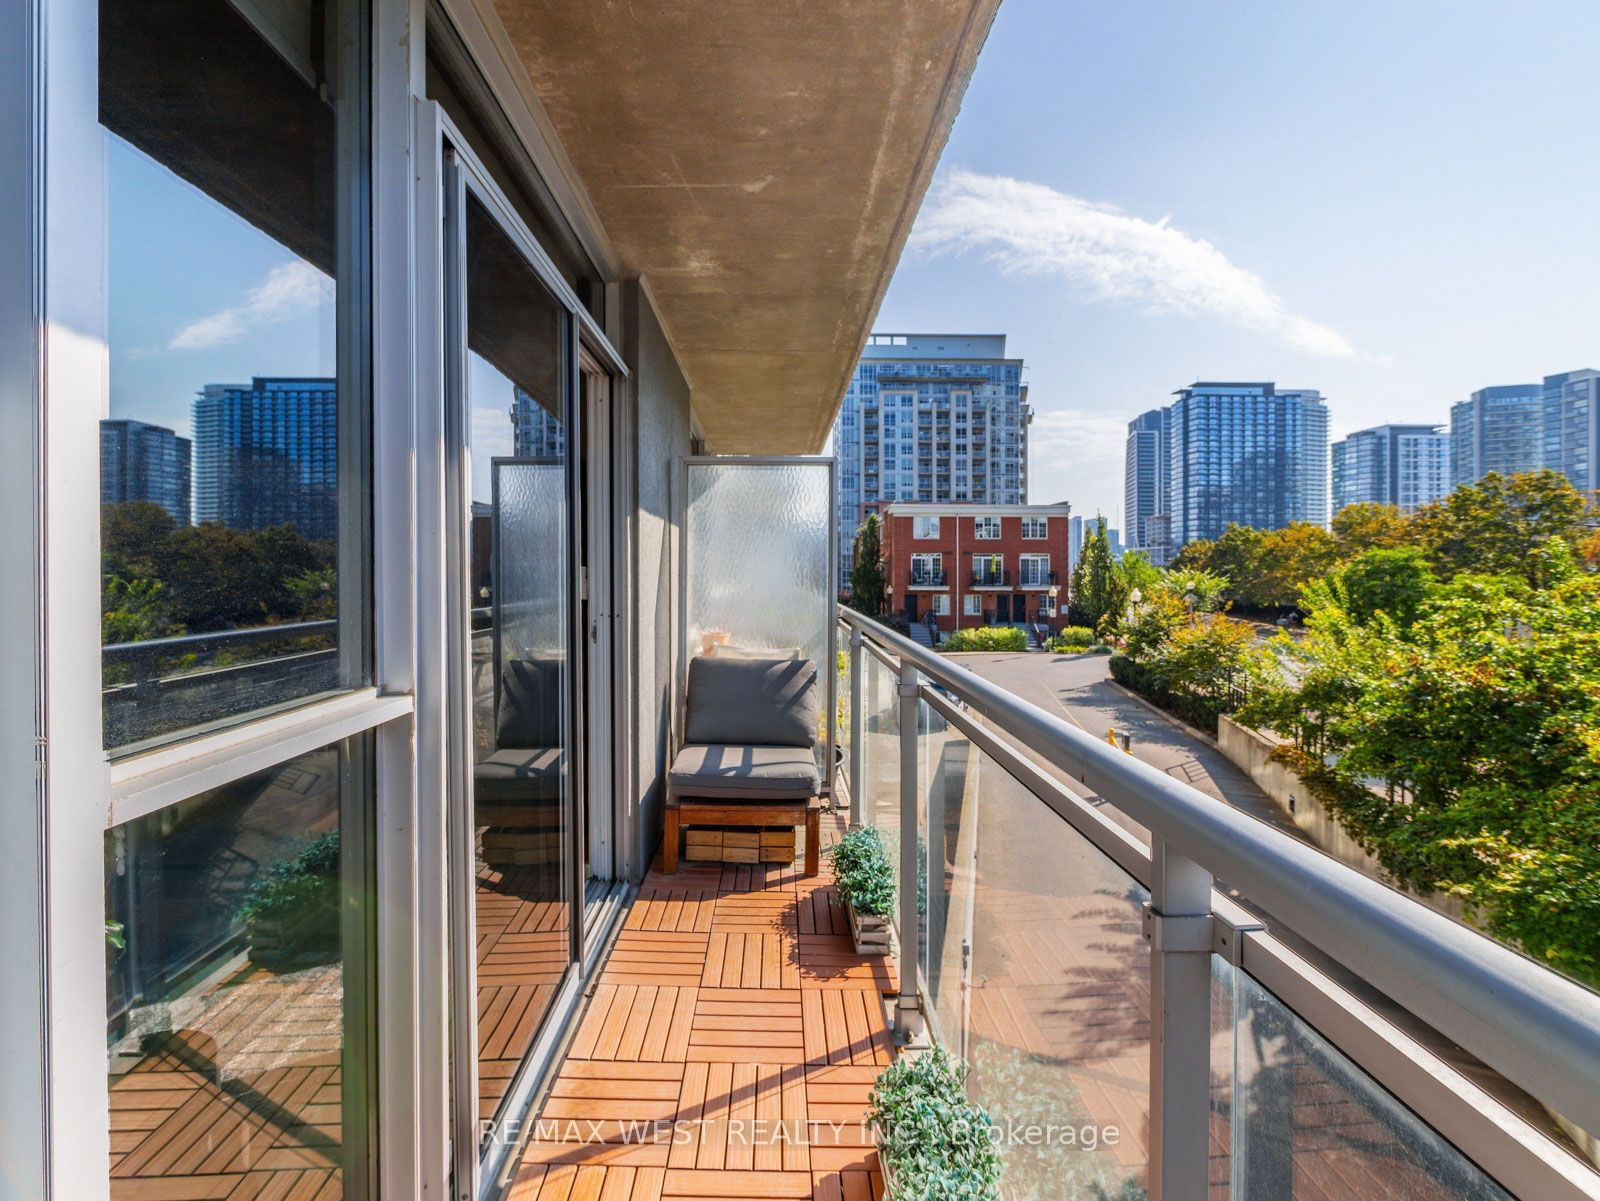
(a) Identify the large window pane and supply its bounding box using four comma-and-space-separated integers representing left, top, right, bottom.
105, 741, 370, 1199
99, 0, 366, 752
462, 190, 575, 1137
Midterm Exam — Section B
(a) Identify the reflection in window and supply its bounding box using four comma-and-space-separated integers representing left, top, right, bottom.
462, 191, 575, 1135
99, 0, 364, 752
105, 742, 365, 1198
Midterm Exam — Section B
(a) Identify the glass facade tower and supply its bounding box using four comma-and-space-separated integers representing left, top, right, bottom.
100, 418, 192, 526
1449, 384, 1543, 489
192, 377, 339, 541
1124, 406, 1172, 563
1542, 368, 1600, 491
1166, 381, 1329, 547
1332, 423, 1449, 513
832, 333, 1031, 588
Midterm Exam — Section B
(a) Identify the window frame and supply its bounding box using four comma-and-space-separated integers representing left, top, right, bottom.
29, 2, 401, 1196
973, 515, 1000, 539
1018, 553, 1050, 587
1021, 516, 1048, 539
912, 515, 940, 539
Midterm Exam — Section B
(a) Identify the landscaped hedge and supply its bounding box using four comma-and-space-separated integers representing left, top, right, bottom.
1108, 653, 1226, 736
1048, 626, 1096, 651
943, 626, 1027, 652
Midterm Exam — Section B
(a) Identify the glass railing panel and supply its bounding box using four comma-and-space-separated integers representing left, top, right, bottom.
917, 692, 972, 1047
1215, 957, 1511, 1200
954, 739, 1153, 1200
862, 653, 901, 904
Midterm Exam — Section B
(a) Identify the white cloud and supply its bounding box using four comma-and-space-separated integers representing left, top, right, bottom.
1025, 407, 1130, 517
909, 169, 1355, 358
169, 260, 333, 350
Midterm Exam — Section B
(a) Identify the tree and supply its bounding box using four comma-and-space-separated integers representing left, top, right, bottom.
848, 514, 886, 617
1331, 502, 1412, 551
1068, 517, 1117, 630
1247, 564, 1600, 986
1412, 470, 1593, 586
1334, 547, 1435, 630
1250, 524, 1345, 611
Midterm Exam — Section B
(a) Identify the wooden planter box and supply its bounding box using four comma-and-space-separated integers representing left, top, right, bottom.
246, 908, 339, 968
846, 898, 893, 956
686, 824, 797, 864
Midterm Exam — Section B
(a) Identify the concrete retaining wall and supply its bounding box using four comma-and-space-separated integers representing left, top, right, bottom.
1217, 715, 1465, 922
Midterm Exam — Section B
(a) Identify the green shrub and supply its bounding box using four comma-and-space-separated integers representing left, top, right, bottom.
943, 626, 1027, 652
829, 825, 895, 917
868, 1046, 1003, 1200
238, 832, 341, 964
1048, 626, 1095, 651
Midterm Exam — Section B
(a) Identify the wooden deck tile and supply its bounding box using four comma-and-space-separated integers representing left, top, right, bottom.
517, 839, 896, 1198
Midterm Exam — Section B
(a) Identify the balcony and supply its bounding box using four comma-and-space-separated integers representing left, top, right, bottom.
1017, 570, 1058, 590
489, 607, 1600, 1201
970, 567, 1009, 588
907, 568, 948, 588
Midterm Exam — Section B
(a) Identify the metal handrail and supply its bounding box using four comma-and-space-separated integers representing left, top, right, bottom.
839, 605, 1600, 1140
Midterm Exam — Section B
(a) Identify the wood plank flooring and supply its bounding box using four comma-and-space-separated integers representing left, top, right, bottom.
507, 811, 892, 1201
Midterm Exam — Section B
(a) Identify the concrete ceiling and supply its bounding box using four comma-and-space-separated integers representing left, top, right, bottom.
489, 0, 1001, 454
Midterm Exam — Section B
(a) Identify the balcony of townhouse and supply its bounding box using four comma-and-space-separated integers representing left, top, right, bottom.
907, 567, 949, 589
971, 565, 1009, 588
1017, 569, 1058, 591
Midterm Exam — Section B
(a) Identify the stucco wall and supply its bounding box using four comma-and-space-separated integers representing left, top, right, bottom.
624, 280, 693, 881
1217, 716, 1465, 922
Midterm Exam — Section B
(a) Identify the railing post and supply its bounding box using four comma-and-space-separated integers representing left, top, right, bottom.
848, 625, 864, 814
1145, 836, 1214, 1201
894, 657, 923, 1044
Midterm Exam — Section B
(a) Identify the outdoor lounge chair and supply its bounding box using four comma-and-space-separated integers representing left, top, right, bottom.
663, 655, 822, 874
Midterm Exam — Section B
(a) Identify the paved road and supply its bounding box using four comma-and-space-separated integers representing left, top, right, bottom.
944, 649, 1306, 843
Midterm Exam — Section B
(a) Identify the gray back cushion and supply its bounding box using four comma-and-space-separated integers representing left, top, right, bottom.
685, 656, 818, 748
498, 657, 564, 749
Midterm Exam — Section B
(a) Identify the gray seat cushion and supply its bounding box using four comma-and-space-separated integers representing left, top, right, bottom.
685, 656, 818, 748
474, 746, 563, 803
668, 743, 820, 801
497, 657, 563, 749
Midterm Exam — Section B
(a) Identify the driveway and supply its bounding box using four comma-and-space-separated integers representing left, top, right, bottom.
945, 650, 1303, 841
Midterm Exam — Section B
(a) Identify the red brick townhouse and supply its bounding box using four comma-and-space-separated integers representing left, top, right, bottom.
879, 502, 1072, 636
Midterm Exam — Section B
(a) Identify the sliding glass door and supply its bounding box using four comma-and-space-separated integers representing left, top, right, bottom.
445, 150, 583, 1164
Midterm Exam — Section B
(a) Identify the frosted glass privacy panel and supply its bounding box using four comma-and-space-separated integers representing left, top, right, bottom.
684, 460, 834, 745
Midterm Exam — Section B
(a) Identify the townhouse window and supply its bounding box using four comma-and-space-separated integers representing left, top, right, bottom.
932, 593, 951, 616
1021, 516, 1048, 539
973, 515, 1000, 539
1019, 554, 1050, 587
913, 515, 940, 539
910, 553, 942, 583
963, 594, 981, 616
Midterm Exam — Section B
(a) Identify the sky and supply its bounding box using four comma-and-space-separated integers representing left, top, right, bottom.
107, 135, 335, 439
873, 0, 1600, 527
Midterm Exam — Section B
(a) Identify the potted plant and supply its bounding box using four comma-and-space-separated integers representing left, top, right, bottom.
867, 1046, 1003, 1199
238, 832, 341, 968
829, 825, 895, 955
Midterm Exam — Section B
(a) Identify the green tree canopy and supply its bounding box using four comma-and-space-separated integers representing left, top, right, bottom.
1068, 517, 1117, 630
848, 513, 885, 616
1412, 470, 1593, 586
1247, 565, 1600, 985
1331, 502, 1413, 551
1333, 546, 1436, 630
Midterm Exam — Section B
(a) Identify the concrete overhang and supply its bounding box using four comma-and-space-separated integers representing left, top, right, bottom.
488, 0, 1001, 454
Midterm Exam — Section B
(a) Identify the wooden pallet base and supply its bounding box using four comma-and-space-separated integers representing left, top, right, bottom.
685, 824, 798, 863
